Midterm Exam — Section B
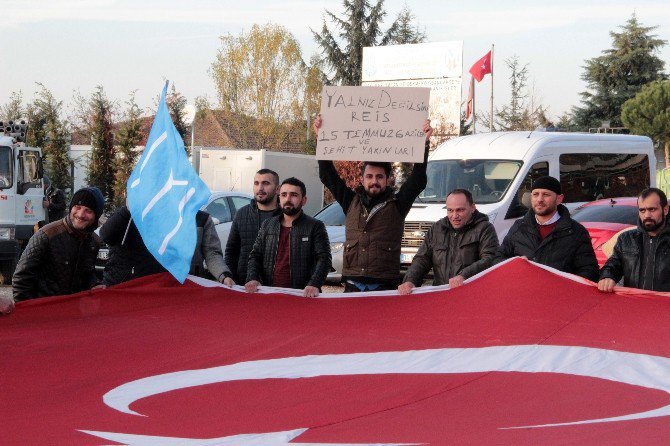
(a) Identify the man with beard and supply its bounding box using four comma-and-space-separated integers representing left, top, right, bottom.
225, 169, 281, 284
245, 177, 331, 297
398, 189, 499, 294
314, 115, 433, 292
13, 186, 104, 301
494, 176, 598, 281
599, 188, 670, 292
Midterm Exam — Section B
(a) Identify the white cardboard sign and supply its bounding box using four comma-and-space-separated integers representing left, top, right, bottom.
316, 86, 430, 163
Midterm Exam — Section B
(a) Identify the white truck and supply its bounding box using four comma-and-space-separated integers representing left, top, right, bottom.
0, 120, 45, 282
401, 131, 656, 266
193, 148, 324, 216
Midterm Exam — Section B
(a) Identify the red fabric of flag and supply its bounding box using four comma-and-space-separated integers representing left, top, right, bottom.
469, 50, 492, 82
3, 260, 670, 445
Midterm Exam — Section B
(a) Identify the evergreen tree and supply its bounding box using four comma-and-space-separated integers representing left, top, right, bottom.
312, 0, 422, 85
386, 5, 426, 44
25, 84, 72, 192
112, 92, 143, 209
1, 91, 25, 122
165, 84, 190, 156
621, 80, 670, 167
76, 86, 116, 207
573, 14, 667, 129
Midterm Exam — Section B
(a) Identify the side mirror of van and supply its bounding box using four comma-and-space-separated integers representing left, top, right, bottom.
505, 192, 528, 220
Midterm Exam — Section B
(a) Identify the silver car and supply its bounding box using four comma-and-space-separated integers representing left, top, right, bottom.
314, 202, 345, 284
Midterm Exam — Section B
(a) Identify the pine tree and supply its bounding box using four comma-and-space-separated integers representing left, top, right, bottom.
312, 0, 422, 86
25, 84, 72, 192
573, 14, 667, 129
76, 86, 116, 207
165, 84, 190, 156
385, 6, 426, 44
621, 80, 670, 167
1, 91, 25, 122
112, 92, 143, 209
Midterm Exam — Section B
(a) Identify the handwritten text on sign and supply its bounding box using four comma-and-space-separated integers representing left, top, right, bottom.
316, 86, 430, 163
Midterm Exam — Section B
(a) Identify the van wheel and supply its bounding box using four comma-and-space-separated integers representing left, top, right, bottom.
1, 258, 17, 285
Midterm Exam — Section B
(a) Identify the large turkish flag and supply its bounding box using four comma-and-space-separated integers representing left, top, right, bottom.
3, 258, 670, 445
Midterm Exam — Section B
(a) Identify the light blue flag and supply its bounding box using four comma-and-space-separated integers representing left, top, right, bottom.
127, 82, 210, 283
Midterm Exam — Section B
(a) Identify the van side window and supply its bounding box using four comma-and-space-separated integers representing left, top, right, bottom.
559, 154, 649, 202
505, 161, 549, 219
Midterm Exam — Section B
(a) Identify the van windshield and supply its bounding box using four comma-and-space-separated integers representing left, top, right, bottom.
0, 146, 12, 189
419, 159, 522, 204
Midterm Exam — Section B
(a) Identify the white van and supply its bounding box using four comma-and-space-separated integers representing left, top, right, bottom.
401, 131, 656, 265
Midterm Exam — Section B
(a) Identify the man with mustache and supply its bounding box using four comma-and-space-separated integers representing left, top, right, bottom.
398, 189, 499, 294
494, 176, 598, 281
245, 177, 331, 297
225, 169, 281, 285
314, 115, 433, 292
599, 187, 670, 292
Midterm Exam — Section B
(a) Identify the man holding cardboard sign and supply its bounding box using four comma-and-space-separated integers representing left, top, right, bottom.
314, 86, 432, 292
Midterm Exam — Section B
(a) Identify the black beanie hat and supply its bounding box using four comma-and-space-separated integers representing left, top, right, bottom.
532, 176, 562, 195
69, 187, 105, 220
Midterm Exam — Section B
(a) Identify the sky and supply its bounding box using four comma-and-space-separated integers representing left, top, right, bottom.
1, 0, 670, 123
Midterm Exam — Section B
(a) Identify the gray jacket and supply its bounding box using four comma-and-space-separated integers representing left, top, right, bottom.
404, 210, 499, 286
191, 211, 231, 282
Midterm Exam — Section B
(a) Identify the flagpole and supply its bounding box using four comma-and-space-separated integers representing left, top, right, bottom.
490, 44, 494, 133
472, 77, 476, 135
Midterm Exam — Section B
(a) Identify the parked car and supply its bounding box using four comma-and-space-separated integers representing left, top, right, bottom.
314, 202, 345, 284
95, 191, 253, 276
571, 197, 638, 267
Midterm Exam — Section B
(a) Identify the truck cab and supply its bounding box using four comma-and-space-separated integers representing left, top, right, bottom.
0, 134, 45, 282
401, 131, 656, 266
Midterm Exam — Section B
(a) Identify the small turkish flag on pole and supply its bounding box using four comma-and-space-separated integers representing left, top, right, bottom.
469, 50, 492, 82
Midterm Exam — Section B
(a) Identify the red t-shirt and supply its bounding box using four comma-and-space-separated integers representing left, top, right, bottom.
272, 225, 292, 288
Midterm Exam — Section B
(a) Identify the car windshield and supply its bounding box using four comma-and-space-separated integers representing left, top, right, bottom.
0, 146, 11, 189
315, 202, 345, 225
419, 159, 522, 204
572, 204, 639, 225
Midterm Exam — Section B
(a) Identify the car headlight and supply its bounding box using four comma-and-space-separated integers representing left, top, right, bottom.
0, 227, 14, 240
330, 242, 344, 252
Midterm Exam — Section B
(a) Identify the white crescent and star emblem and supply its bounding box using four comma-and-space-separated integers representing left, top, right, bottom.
81, 345, 670, 445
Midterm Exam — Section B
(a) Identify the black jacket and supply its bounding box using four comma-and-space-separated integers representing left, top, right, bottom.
404, 210, 499, 286
494, 205, 599, 281
13, 217, 101, 301
225, 201, 281, 283
599, 221, 670, 292
100, 207, 230, 286
246, 212, 331, 289
45, 185, 66, 223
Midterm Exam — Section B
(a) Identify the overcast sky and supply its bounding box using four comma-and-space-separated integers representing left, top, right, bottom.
1, 0, 670, 122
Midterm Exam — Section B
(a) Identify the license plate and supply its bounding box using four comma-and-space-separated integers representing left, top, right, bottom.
400, 253, 414, 264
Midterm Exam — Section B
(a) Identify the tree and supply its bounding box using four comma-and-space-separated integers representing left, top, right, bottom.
483, 56, 548, 131
74, 86, 116, 206
1, 91, 25, 122
211, 23, 308, 151
154, 84, 190, 156
621, 80, 670, 167
312, 0, 422, 86
112, 92, 144, 208
386, 5, 426, 45
25, 84, 72, 191
573, 14, 667, 129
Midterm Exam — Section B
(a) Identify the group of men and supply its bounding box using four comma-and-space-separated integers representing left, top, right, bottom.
2, 116, 669, 315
